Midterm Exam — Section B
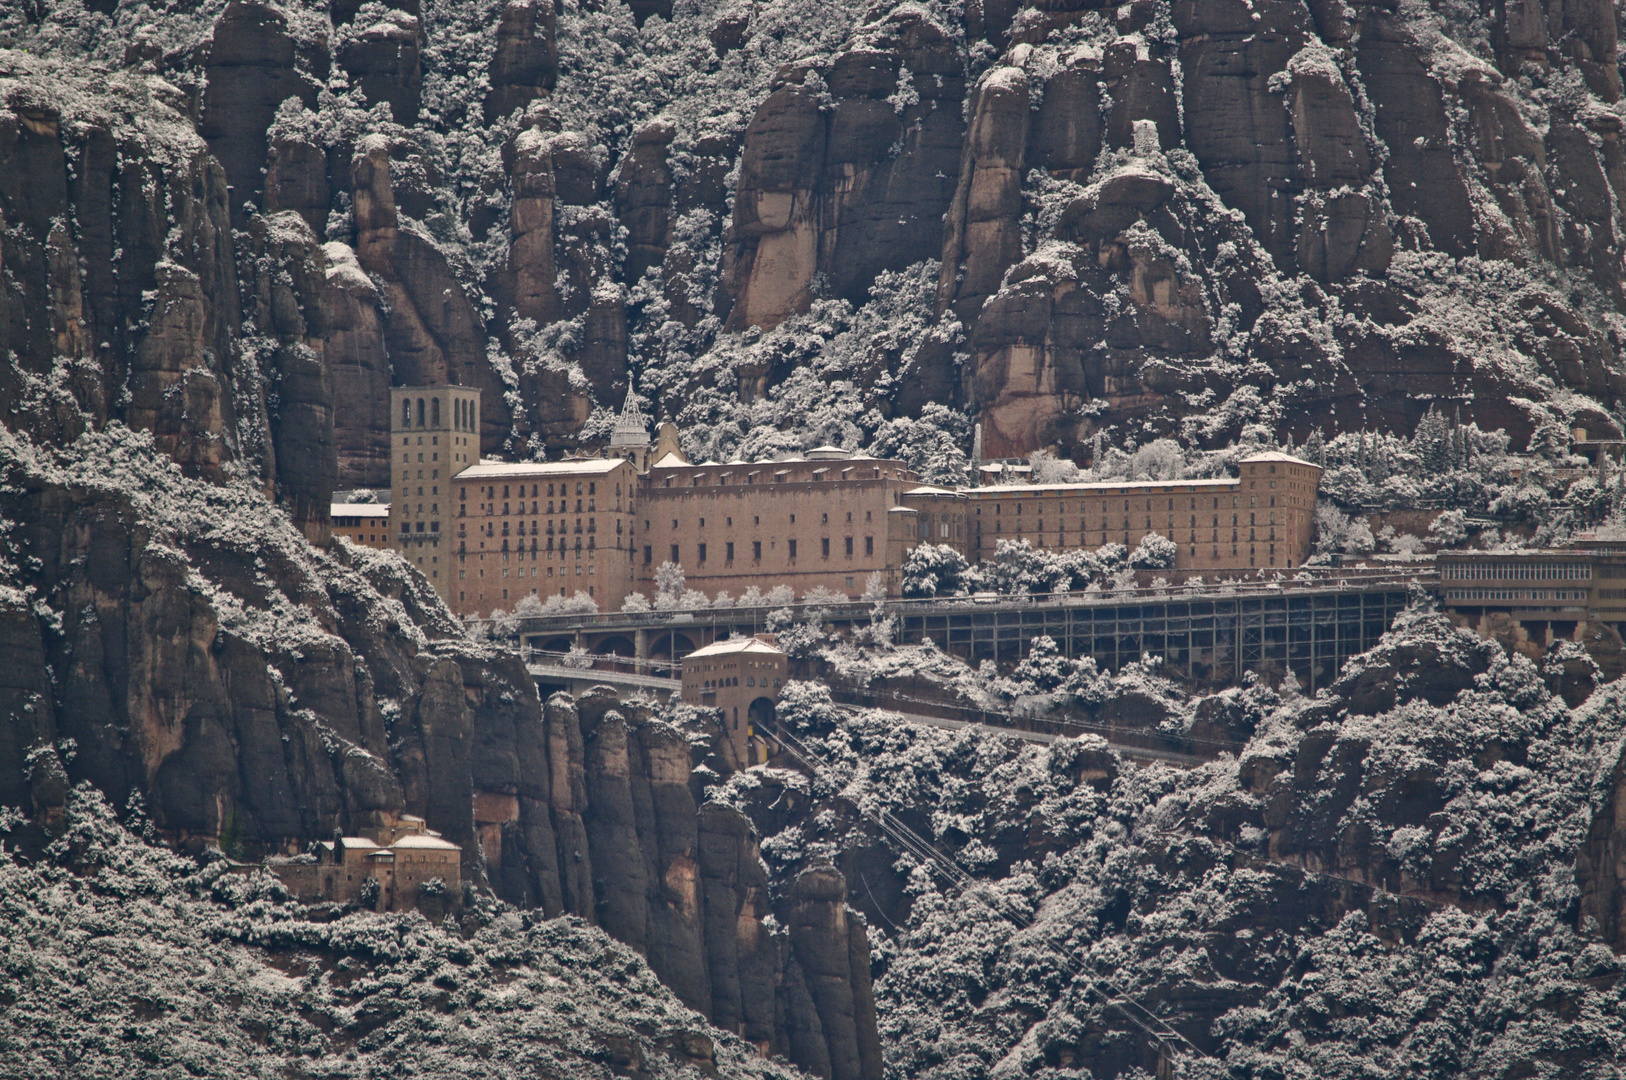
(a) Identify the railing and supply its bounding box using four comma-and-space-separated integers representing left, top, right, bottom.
827, 685, 1225, 763
487, 567, 1431, 634
521, 647, 681, 679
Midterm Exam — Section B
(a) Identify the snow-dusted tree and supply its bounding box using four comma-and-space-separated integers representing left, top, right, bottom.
1027, 448, 1081, 484
1128, 532, 1177, 570
621, 592, 652, 612
862, 571, 887, 602
1009, 635, 1072, 693
869, 402, 972, 485
1314, 503, 1375, 555
901, 543, 968, 598
981, 539, 1068, 595
654, 561, 686, 609
513, 593, 545, 616
1427, 508, 1468, 547
766, 584, 795, 606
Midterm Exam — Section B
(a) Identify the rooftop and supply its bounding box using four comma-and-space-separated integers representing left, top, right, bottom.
1238, 451, 1318, 467
331, 502, 389, 516
686, 636, 786, 659
392, 834, 461, 851
970, 477, 1242, 495
458, 458, 628, 479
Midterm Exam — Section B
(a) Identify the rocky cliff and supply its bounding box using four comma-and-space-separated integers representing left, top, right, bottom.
7, 0, 1626, 484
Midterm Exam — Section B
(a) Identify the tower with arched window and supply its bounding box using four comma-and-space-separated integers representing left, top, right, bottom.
390, 385, 482, 597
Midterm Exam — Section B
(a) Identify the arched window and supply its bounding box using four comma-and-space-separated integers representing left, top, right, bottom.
416, 398, 425, 427
402, 399, 411, 427
431, 398, 441, 427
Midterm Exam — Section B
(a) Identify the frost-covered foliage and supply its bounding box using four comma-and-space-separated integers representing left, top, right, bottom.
720, 609, 1626, 1078
0, 784, 800, 1080
1127, 532, 1176, 570
900, 543, 968, 599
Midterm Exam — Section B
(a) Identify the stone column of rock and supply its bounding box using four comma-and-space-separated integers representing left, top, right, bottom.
624, 707, 711, 1015
615, 121, 675, 284
484, 0, 557, 124
1350, 4, 1476, 257
778, 957, 834, 1080
338, 10, 423, 126
782, 865, 884, 1080
937, 66, 1029, 325
577, 689, 653, 951
199, 1, 322, 225
818, 11, 965, 304
1101, 38, 1181, 153
0, 598, 64, 824
263, 114, 332, 238
350, 137, 513, 451
507, 126, 562, 326
697, 802, 779, 1046
727, 8, 964, 331
1579, 737, 1626, 948
244, 212, 336, 544
1172, 0, 1314, 272
0, 94, 250, 478
321, 242, 393, 489
1280, 43, 1392, 283
398, 657, 476, 853
554, 132, 630, 406
544, 692, 596, 916
1028, 58, 1102, 183
662, 132, 739, 328
723, 67, 827, 330
457, 649, 558, 898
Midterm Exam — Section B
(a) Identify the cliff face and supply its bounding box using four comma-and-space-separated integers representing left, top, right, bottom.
7, 0, 1626, 484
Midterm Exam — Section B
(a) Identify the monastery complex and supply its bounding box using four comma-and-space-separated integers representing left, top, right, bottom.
359, 385, 1323, 619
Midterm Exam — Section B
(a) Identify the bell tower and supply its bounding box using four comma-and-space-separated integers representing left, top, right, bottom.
390, 385, 481, 599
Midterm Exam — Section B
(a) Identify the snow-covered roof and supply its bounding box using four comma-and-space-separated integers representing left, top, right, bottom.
650, 452, 690, 469
331, 502, 389, 517
805, 445, 850, 460
904, 485, 960, 496
970, 477, 1240, 495
888, 505, 918, 513
1239, 451, 1317, 467
338, 837, 379, 850
685, 637, 785, 659
391, 834, 460, 851
458, 458, 627, 479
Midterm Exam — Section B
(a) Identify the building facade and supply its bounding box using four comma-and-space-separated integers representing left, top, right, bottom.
389, 385, 483, 594
680, 636, 787, 762
636, 450, 968, 600
367, 385, 1323, 617
331, 502, 391, 549
452, 457, 641, 613
965, 452, 1320, 571
271, 814, 461, 913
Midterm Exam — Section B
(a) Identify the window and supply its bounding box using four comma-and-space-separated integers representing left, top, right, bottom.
644, 545, 652, 565
821, 538, 830, 558
865, 536, 874, 556
671, 544, 679, 563
753, 541, 762, 561
845, 537, 853, 556
698, 543, 707, 564
726, 542, 734, 562
788, 539, 798, 559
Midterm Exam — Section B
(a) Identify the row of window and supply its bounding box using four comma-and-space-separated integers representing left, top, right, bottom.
642, 537, 875, 565
1441, 563, 1592, 580
1445, 588, 1590, 601
981, 494, 1288, 514
400, 395, 477, 431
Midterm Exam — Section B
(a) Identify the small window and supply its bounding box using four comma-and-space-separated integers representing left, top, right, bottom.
788, 539, 798, 559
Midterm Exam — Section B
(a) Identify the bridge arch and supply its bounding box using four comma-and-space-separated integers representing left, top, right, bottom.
595, 634, 637, 657
648, 631, 697, 662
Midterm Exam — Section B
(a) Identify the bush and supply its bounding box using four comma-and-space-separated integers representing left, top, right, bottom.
901, 543, 969, 598
1128, 532, 1177, 570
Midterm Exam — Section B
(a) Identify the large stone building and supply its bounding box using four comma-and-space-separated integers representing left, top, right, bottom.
368, 384, 1323, 617
966, 451, 1320, 572
271, 814, 461, 913
680, 635, 788, 762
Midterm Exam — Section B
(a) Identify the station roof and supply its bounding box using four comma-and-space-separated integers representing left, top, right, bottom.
1238, 451, 1317, 467
391, 834, 461, 851
458, 458, 626, 479
686, 637, 785, 659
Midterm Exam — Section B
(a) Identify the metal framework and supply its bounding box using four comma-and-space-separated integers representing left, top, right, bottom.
897, 588, 1412, 692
